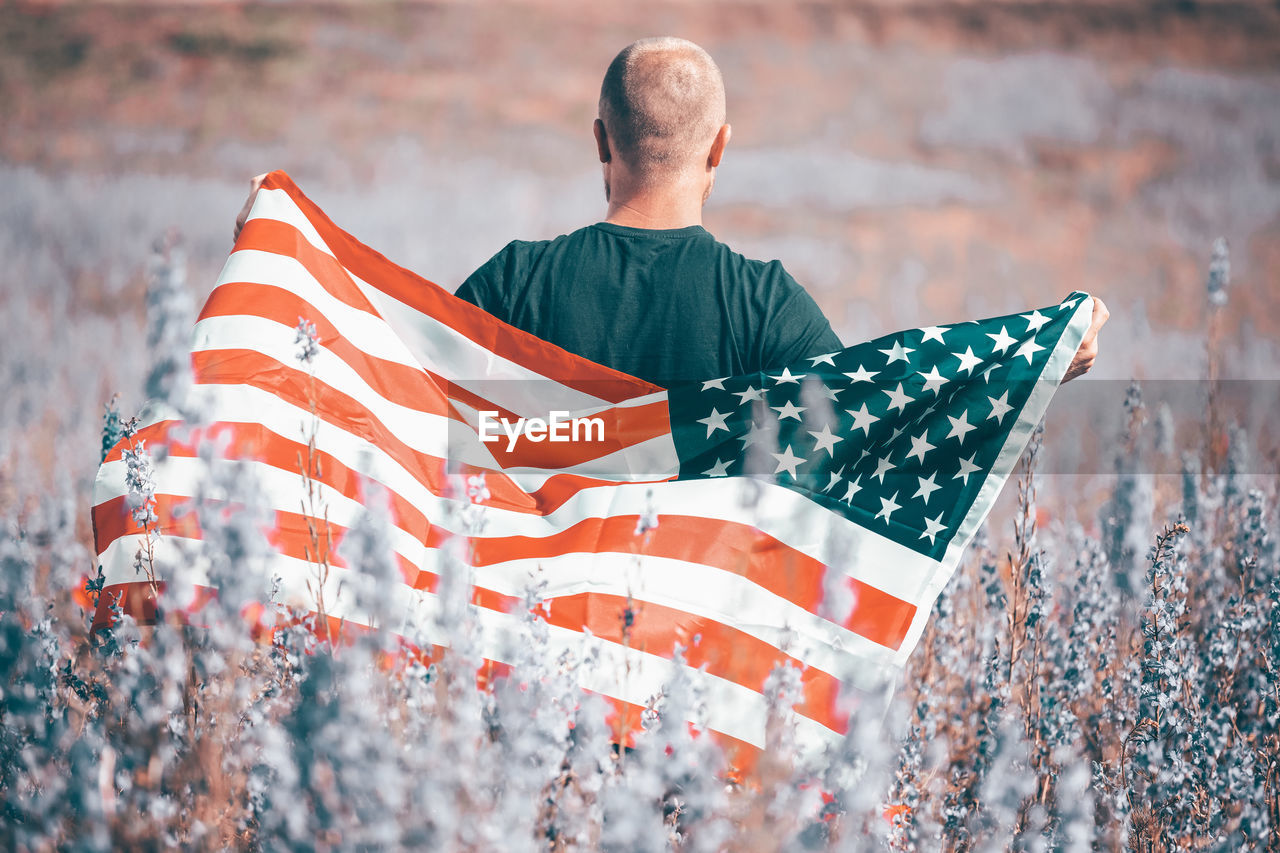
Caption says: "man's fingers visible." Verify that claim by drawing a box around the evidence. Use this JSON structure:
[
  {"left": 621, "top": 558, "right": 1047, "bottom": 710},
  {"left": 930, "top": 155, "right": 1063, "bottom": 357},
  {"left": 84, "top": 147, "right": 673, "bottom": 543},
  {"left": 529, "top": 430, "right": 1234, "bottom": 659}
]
[
  {"left": 1091, "top": 295, "right": 1110, "bottom": 323},
  {"left": 1064, "top": 347, "right": 1095, "bottom": 382},
  {"left": 1062, "top": 296, "right": 1107, "bottom": 382},
  {"left": 233, "top": 173, "right": 271, "bottom": 243},
  {"left": 1077, "top": 296, "right": 1109, "bottom": 347},
  {"left": 1088, "top": 298, "right": 1108, "bottom": 345},
  {"left": 1088, "top": 296, "right": 1109, "bottom": 335}
]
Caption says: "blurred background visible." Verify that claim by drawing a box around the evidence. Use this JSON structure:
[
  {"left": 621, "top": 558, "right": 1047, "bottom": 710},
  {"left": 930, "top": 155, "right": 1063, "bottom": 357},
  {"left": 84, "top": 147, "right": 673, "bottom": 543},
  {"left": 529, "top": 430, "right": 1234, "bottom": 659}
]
[
  {"left": 4, "top": 8, "right": 1278, "bottom": 845},
  {"left": 2, "top": 0, "right": 1278, "bottom": 511}
]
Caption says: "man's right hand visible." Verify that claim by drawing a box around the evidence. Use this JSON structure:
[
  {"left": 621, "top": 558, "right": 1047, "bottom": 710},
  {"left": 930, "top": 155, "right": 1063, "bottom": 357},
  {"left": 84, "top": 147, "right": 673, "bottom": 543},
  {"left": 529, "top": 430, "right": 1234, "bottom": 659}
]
[{"left": 233, "top": 173, "right": 270, "bottom": 243}]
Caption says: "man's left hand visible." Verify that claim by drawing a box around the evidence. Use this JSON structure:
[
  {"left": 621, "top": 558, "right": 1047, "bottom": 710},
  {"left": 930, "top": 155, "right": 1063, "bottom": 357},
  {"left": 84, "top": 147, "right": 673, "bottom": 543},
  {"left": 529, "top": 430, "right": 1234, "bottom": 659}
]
[{"left": 1063, "top": 296, "right": 1109, "bottom": 382}]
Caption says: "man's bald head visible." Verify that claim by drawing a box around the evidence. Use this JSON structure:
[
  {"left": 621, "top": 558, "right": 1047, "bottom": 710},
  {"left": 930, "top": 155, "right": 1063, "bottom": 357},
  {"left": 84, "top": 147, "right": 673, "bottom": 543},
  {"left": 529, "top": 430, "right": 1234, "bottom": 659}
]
[{"left": 598, "top": 37, "right": 727, "bottom": 182}]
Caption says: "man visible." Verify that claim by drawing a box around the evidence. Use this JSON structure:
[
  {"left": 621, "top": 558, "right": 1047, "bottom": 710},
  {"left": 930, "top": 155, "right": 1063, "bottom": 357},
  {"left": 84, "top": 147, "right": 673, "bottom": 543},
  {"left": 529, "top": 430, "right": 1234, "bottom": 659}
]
[
  {"left": 236, "top": 37, "right": 1107, "bottom": 385},
  {"left": 454, "top": 37, "right": 843, "bottom": 388}
]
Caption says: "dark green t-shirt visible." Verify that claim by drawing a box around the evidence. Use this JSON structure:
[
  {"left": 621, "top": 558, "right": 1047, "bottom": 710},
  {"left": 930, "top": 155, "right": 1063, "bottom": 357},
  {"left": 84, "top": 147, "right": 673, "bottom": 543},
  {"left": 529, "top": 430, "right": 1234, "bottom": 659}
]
[{"left": 453, "top": 222, "right": 842, "bottom": 388}]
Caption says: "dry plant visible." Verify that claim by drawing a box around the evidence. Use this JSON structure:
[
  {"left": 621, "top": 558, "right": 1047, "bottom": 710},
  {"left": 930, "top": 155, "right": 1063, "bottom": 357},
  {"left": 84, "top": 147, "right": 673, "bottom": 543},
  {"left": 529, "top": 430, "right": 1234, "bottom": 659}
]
[{"left": 294, "top": 317, "right": 338, "bottom": 649}]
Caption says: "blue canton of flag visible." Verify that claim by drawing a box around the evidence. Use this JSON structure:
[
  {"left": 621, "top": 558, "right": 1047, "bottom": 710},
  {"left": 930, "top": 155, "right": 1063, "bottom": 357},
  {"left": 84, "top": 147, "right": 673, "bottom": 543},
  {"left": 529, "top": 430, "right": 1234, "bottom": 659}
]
[{"left": 669, "top": 292, "right": 1093, "bottom": 562}]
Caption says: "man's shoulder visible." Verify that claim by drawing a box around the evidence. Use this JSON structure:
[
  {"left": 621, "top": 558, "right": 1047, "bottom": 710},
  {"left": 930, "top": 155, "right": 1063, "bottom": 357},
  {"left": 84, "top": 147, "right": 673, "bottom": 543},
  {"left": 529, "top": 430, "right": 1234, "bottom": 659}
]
[
  {"left": 520, "top": 222, "right": 612, "bottom": 248},
  {"left": 705, "top": 235, "right": 800, "bottom": 290},
  {"left": 474, "top": 225, "right": 799, "bottom": 291},
  {"left": 702, "top": 233, "right": 842, "bottom": 364},
  {"left": 486, "top": 225, "right": 601, "bottom": 263},
  {"left": 486, "top": 235, "right": 551, "bottom": 260},
  {"left": 456, "top": 227, "right": 595, "bottom": 306}
]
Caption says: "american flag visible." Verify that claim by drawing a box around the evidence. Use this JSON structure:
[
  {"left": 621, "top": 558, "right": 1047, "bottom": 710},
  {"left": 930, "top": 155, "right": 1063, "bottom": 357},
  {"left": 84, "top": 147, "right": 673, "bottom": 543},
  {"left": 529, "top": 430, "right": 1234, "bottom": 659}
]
[{"left": 92, "top": 171, "right": 1092, "bottom": 771}]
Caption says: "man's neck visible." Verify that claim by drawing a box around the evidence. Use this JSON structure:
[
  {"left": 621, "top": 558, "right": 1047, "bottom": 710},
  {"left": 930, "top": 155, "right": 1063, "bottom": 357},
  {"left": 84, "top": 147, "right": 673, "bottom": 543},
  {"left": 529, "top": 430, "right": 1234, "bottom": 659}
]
[{"left": 603, "top": 187, "right": 706, "bottom": 230}]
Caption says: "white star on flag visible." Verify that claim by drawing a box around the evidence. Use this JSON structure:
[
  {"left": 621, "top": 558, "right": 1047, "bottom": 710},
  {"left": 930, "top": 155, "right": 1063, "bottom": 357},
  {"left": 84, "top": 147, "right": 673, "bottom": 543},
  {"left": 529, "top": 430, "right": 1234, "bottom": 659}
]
[
  {"left": 841, "top": 477, "right": 863, "bottom": 504},
  {"left": 844, "top": 366, "right": 878, "bottom": 383},
  {"left": 918, "top": 365, "right": 947, "bottom": 395},
  {"left": 702, "top": 458, "right": 731, "bottom": 477},
  {"left": 880, "top": 341, "right": 915, "bottom": 365},
  {"left": 987, "top": 326, "right": 1017, "bottom": 354},
  {"left": 772, "top": 367, "right": 803, "bottom": 385},
  {"left": 906, "top": 431, "right": 935, "bottom": 464},
  {"left": 919, "top": 325, "right": 949, "bottom": 343},
  {"left": 875, "top": 491, "right": 902, "bottom": 524},
  {"left": 871, "top": 454, "right": 895, "bottom": 484},
  {"left": 697, "top": 407, "right": 730, "bottom": 437},
  {"left": 986, "top": 391, "right": 1014, "bottom": 424},
  {"left": 953, "top": 346, "right": 982, "bottom": 375},
  {"left": 883, "top": 382, "right": 913, "bottom": 413},
  {"left": 772, "top": 400, "right": 806, "bottom": 421},
  {"left": 701, "top": 377, "right": 727, "bottom": 391},
  {"left": 846, "top": 403, "right": 879, "bottom": 435},
  {"left": 921, "top": 513, "right": 947, "bottom": 544},
  {"left": 771, "top": 445, "right": 805, "bottom": 477},
  {"left": 740, "top": 422, "right": 770, "bottom": 448},
  {"left": 808, "top": 425, "right": 843, "bottom": 457},
  {"left": 954, "top": 452, "right": 982, "bottom": 484},
  {"left": 946, "top": 411, "right": 977, "bottom": 443},
  {"left": 907, "top": 399, "right": 943, "bottom": 433},
  {"left": 1021, "top": 309, "right": 1050, "bottom": 333},
  {"left": 808, "top": 352, "right": 838, "bottom": 367},
  {"left": 824, "top": 464, "right": 846, "bottom": 492},
  {"left": 914, "top": 473, "right": 942, "bottom": 504},
  {"left": 733, "top": 385, "right": 764, "bottom": 405},
  {"left": 1014, "top": 338, "right": 1045, "bottom": 364}
]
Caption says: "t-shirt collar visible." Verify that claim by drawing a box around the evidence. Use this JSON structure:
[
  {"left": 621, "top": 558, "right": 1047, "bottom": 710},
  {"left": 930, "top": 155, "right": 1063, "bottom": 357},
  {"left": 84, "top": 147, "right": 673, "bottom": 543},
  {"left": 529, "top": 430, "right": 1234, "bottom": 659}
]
[{"left": 591, "top": 221, "right": 710, "bottom": 240}]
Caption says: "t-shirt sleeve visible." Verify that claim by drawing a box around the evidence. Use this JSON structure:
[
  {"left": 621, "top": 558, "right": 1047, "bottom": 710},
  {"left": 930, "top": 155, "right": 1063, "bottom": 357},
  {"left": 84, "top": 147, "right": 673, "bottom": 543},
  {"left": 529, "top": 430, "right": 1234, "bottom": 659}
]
[
  {"left": 759, "top": 265, "right": 843, "bottom": 370},
  {"left": 454, "top": 242, "right": 520, "bottom": 321},
  {"left": 451, "top": 276, "right": 482, "bottom": 307}
]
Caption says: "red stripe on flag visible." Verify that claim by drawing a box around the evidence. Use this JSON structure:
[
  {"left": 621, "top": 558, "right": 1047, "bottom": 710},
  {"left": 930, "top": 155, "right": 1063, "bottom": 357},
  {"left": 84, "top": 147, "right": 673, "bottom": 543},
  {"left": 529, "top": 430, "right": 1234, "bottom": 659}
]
[
  {"left": 539, "top": 591, "right": 848, "bottom": 733},
  {"left": 473, "top": 515, "right": 916, "bottom": 651}
]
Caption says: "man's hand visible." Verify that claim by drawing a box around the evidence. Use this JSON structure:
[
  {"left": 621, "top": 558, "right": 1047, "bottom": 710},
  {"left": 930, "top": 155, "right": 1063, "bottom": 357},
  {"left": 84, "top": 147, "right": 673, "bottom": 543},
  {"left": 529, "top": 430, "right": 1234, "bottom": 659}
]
[
  {"left": 1062, "top": 296, "right": 1109, "bottom": 382},
  {"left": 233, "top": 173, "right": 270, "bottom": 243}
]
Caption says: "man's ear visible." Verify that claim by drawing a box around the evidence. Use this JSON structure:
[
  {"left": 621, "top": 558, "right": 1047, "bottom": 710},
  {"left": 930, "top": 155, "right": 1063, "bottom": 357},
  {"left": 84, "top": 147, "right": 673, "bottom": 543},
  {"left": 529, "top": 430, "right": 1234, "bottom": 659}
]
[
  {"left": 708, "top": 123, "right": 731, "bottom": 168},
  {"left": 594, "top": 119, "right": 611, "bottom": 164}
]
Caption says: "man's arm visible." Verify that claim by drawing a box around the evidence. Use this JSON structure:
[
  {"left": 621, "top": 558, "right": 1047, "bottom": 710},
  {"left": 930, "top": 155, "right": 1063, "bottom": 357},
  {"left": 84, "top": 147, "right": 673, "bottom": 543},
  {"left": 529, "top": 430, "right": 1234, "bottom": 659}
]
[
  {"left": 454, "top": 242, "right": 522, "bottom": 322},
  {"left": 757, "top": 267, "right": 844, "bottom": 372},
  {"left": 452, "top": 277, "right": 482, "bottom": 307}
]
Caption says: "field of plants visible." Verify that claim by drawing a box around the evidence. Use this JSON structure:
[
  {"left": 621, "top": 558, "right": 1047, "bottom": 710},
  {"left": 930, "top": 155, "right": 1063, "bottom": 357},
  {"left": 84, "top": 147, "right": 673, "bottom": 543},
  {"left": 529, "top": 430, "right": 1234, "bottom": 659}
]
[
  {"left": 1, "top": 225, "right": 1276, "bottom": 851},
  {"left": 3, "top": 2, "right": 1278, "bottom": 850}
]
